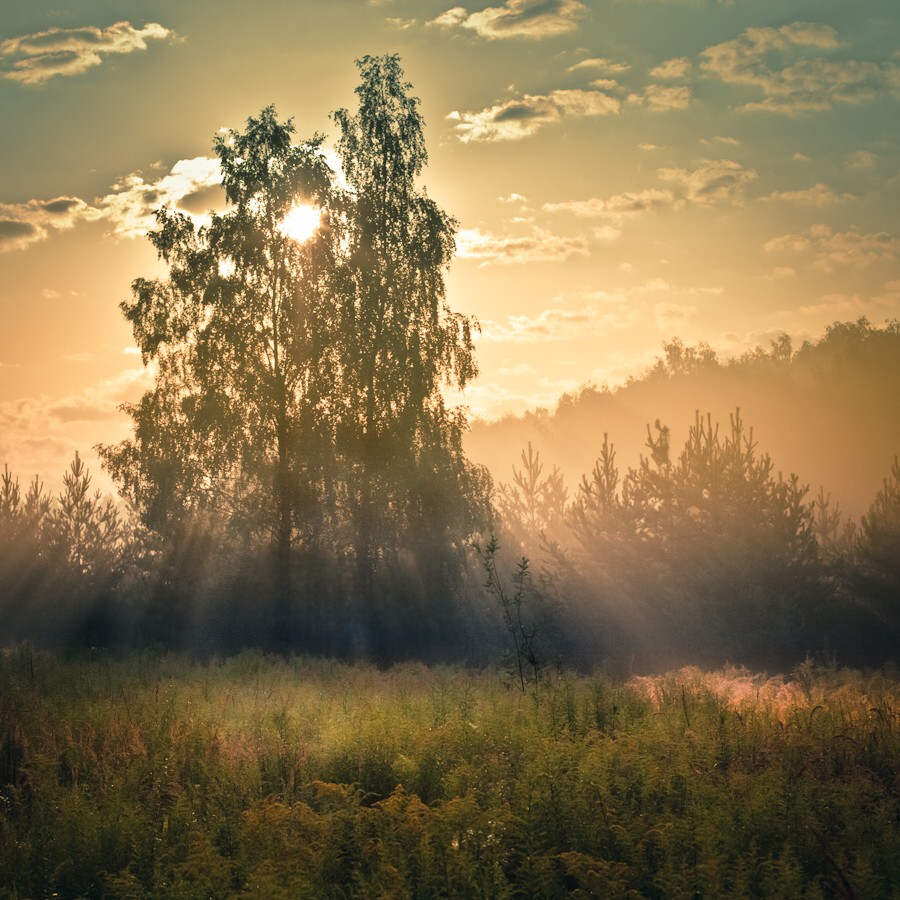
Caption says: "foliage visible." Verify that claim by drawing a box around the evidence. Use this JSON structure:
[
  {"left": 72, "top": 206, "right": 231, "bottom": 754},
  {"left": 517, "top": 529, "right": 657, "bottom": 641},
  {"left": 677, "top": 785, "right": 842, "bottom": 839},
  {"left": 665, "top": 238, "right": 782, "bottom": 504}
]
[
  {"left": 98, "top": 107, "right": 339, "bottom": 646},
  {"left": 557, "top": 410, "right": 827, "bottom": 668},
  {"left": 331, "top": 54, "right": 490, "bottom": 653},
  {"left": 0, "top": 455, "right": 138, "bottom": 647},
  {"left": 494, "top": 441, "right": 568, "bottom": 564},
  {"left": 849, "top": 456, "right": 900, "bottom": 639},
  {"left": 98, "top": 56, "right": 490, "bottom": 655},
  {"left": 0, "top": 652, "right": 898, "bottom": 897},
  {"left": 473, "top": 536, "right": 545, "bottom": 694}
]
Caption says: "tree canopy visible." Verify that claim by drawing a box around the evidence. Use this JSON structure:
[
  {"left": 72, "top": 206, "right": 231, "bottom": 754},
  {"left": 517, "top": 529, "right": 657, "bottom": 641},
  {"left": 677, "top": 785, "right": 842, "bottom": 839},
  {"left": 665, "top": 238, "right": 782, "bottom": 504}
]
[{"left": 100, "top": 55, "right": 490, "bottom": 654}]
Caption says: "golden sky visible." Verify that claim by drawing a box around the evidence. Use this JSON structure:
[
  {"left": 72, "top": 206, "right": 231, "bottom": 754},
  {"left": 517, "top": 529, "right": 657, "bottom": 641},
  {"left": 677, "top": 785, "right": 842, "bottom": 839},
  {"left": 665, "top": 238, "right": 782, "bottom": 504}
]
[{"left": 1, "top": 0, "right": 899, "bottom": 489}]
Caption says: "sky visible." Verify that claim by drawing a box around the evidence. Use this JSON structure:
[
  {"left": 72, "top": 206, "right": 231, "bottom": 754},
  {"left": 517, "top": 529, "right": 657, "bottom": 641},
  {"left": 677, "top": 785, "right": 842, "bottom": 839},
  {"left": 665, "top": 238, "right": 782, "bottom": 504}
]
[{"left": 1, "top": 0, "right": 899, "bottom": 492}]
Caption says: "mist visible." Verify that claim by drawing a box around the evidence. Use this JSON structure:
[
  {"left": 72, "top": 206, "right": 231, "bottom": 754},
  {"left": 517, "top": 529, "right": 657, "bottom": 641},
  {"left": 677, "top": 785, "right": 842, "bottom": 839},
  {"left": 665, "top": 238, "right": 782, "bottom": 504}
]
[{"left": 468, "top": 319, "right": 900, "bottom": 522}]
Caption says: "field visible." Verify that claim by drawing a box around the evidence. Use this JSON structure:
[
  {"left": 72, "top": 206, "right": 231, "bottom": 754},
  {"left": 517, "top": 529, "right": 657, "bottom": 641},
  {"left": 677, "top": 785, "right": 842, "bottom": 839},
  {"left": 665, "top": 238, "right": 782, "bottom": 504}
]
[{"left": 1, "top": 650, "right": 898, "bottom": 898}]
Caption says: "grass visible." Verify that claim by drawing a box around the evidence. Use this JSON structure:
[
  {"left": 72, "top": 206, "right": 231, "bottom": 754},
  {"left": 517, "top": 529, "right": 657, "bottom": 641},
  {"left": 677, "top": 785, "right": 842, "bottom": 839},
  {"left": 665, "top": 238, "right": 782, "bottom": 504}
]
[{"left": 0, "top": 649, "right": 898, "bottom": 898}]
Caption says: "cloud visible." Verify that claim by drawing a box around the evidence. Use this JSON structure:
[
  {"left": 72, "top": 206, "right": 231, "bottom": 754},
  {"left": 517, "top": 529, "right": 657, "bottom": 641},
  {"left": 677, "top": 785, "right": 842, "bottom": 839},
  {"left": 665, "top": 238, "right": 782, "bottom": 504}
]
[
  {"left": 638, "top": 278, "right": 671, "bottom": 293},
  {"left": 700, "top": 135, "right": 741, "bottom": 146},
  {"left": 496, "top": 362, "right": 535, "bottom": 377},
  {"left": 764, "top": 223, "right": 900, "bottom": 271},
  {"left": 846, "top": 150, "right": 877, "bottom": 170},
  {"left": 588, "top": 78, "right": 620, "bottom": 91},
  {"left": 99, "top": 156, "right": 224, "bottom": 238},
  {"left": 762, "top": 183, "right": 855, "bottom": 206},
  {"left": 456, "top": 226, "right": 589, "bottom": 265},
  {"left": 0, "top": 196, "right": 102, "bottom": 252},
  {"left": 545, "top": 159, "right": 757, "bottom": 231},
  {"left": 655, "top": 302, "right": 698, "bottom": 331},
  {"left": 658, "top": 158, "right": 758, "bottom": 205},
  {"left": 650, "top": 57, "right": 691, "bottom": 79},
  {"left": 700, "top": 22, "right": 899, "bottom": 114},
  {"left": 0, "top": 365, "right": 153, "bottom": 494},
  {"left": 448, "top": 380, "right": 568, "bottom": 420},
  {"left": 0, "top": 156, "right": 224, "bottom": 253},
  {"left": 642, "top": 84, "right": 692, "bottom": 111},
  {"left": 567, "top": 57, "right": 630, "bottom": 74},
  {"left": 430, "top": 0, "right": 586, "bottom": 39},
  {"left": 544, "top": 188, "right": 674, "bottom": 219},
  {"left": 0, "top": 21, "right": 176, "bottom": 86},
  {"left": 449, "top": 88, "right": 619, "bottom": 142},
  {"left": 480, "top": 302, "right": 635, "bottom": 342}
]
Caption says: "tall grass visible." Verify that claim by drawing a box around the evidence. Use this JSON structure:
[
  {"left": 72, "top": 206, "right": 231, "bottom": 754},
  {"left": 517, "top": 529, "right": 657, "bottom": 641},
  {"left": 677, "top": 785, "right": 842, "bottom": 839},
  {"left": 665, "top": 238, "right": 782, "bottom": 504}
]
[{"left": 0, "top": 649, "right": 897, "bottom": 897}]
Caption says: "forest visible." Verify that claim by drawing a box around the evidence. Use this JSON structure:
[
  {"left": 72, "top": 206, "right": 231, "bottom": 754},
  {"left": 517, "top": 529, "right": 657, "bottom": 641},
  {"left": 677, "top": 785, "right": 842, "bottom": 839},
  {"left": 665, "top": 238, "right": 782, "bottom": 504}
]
[{"left": 1, "top": 53, "right": 900, "bottom": 898}]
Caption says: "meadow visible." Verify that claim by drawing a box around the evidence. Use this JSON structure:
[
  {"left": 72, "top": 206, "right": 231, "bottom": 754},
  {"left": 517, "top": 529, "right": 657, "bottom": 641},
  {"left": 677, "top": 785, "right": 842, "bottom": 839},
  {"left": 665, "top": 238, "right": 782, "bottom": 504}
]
[{"left": 1, "top": 649, "right": 898, "bottom": 898}]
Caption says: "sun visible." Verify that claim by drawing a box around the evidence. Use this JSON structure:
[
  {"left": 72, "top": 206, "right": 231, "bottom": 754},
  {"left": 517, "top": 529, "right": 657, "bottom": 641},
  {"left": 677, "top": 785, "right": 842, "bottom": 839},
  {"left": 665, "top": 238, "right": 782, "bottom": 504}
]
[{"left": 279, "top": 202, "right": 321, "bottom": 243}]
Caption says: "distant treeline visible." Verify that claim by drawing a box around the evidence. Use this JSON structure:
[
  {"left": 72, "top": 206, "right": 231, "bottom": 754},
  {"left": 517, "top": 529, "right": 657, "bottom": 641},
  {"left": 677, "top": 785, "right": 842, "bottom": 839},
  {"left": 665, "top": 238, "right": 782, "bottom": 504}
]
[{"left": 469, "top": 316, "right": 900, "bottom": 522}]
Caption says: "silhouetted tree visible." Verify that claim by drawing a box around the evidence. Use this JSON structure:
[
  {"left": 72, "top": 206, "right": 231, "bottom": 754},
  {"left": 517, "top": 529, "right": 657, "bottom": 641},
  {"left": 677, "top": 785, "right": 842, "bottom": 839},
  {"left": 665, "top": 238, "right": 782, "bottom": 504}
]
[
  {"left": 852, "top": 456, "right": 900, "bottom": 636},
  {"left": 99, "top": 57, "right": 489, "bottom": 656},
  {"left": 559, "top": 411, "right": 827, "bottom": 668},
  {"left": 332, "top": 54, "right": 489, "bottom": 653},
  {"left": 495, "top": 442, "right": 568, "bottom": 560},
  {"left": 99, "top": 108, "right": 340, "bottom": 643},
  {"left": 0, "top": 456, "right": 138, "bottom": 646}
]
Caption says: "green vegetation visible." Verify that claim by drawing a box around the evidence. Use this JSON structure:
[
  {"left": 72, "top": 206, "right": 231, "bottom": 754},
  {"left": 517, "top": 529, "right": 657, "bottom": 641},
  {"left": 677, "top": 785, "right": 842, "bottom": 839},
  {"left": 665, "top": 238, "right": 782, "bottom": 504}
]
[
  {"left": 98, "top": 55, "right": 488, "bottom": 658},
  {"left": 0, "top": 651, "right": 898, "bottom": 897}
]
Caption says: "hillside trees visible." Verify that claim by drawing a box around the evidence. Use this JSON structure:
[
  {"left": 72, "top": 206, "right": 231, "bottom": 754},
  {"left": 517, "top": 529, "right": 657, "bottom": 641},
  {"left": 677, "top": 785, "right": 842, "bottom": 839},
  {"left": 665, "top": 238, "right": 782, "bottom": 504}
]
[{"left": 99, "top": 56, "right": 488, "bottom": 654}]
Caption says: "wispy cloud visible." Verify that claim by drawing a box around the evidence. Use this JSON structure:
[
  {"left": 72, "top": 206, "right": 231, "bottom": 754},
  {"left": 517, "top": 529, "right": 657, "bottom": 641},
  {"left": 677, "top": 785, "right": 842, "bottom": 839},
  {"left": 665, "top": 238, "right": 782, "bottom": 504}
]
[
  {"left": 764, "top": 223, "right": 900, "bottom": 271},
  {"left": 544, "top": 188, "right": 675, "bottom": 219},
  {"left": 456, "top": 226, "right": 589, "bottom": 265},
  {"left": 762, "top": 183, "right": 856, "bottom": 206},
  {"left": 700, "top": 22, "right": 900, "bottom": 114},
  {"left": 0, "top": 196, "right": 102, "bottom": 252},
  {"left": 700, "top": 135, "right": 741, "bottom": 147},
  {"left": 654, "top": 302, "right": 698, "bottom": 331},
  {"left": 46, "top": 366, "right": 152, "bottom": 423},
  {"left": 846, "top": 150, "right": 877, "bottom": 170},
  {"left": 430, "top": 0, "right": 586, "bottom": 40},
  {"left": 650, "top": 57, "right": 691, "bottom": 80},
  {"left": 480, "top": 302, "right": 635, "bottom": 342},
  {"left": 449, "top": 88, "right": 619, "bottom": 142},
  {"left": 546, "top": 158, "right": 756, "bottom": 222},
  {"left": 658, "top": 158, "right": 758, "bottom": 206},
  {"left": 567, "top": 56, "right": 630, "bottom": 74},
  {"left": 640, "top": 84, "right": 692, "bottom": 111},
  {"left": 0, "top": 365, "right": 152, "bottom": 493},
  {"left": 0, "top": 21, "right": 176, "bottom": 86}
]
